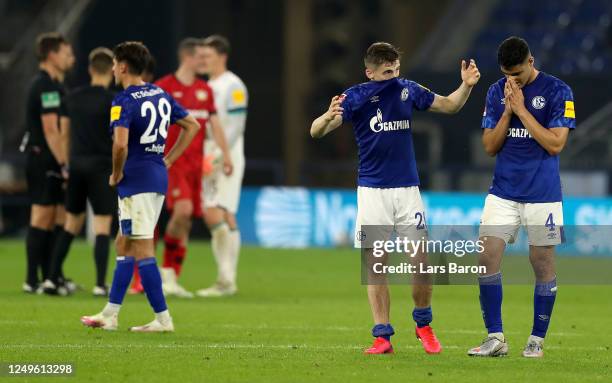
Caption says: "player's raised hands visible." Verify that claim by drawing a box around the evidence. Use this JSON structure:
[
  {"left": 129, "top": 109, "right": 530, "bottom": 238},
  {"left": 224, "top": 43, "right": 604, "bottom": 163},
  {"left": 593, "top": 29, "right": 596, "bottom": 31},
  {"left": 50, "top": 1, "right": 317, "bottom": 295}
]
[
  {"left": 461, "top": 59, "right": 481, "bottom": 87},
  {"left": 324, "top": 95, "right": 344, "bottom": 122},
  {"left": 503, "top": 81, "right": 513, "bottom": 115},
  {"left": 507, "top": 79, "right": 525, "bottom": 114}
]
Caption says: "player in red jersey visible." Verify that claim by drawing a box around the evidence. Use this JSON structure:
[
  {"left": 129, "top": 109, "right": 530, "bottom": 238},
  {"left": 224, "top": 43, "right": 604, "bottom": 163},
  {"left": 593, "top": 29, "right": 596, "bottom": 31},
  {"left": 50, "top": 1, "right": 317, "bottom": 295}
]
[{"left": 154, "top": 38, "right": 232, "bottom": 297}]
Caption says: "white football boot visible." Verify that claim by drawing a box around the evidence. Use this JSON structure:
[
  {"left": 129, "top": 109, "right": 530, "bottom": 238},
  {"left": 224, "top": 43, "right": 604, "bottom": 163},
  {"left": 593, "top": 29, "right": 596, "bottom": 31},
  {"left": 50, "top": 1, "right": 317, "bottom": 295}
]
[
  {"left": 80, "top": 312, "right": 118, "bottom": 331},
  {"left": 160, "top": 267, "right": 193, "bottom": 298},
  {"left": 195, "top": 282, "right": 237, "bottom": 298},
  {"left": 129, "top": 317, "right": 174, "bottom": 333},
  {"left": 468, "top": 333, "right": 508, "bottom": 357},
  {"left": 522, "top": 336, "right": 544, "bottom": 358}
]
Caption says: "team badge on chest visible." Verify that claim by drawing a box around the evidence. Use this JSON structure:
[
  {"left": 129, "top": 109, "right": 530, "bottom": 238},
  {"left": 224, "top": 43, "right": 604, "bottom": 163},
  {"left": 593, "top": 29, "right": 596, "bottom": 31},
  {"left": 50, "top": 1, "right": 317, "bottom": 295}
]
[
  {"left": 196, "top": 90, "right": 207, "bottom": 101},
  {"left": 401, "top": 87, "right": 409, "bottom": 101},
  {"left": 532, "top": 96, "right": 546, "bottom": 109}
]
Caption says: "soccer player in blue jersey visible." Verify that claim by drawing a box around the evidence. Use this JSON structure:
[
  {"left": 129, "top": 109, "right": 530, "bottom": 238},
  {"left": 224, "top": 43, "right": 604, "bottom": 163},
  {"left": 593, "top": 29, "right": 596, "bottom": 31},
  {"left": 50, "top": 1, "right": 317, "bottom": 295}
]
[
  {"left": 81, "top": 42, "right": 200, "bottom": 332},
  {"left": 468, "top": 36, "right": 576, "bottom": 357},
  {"left": 311, "top": 42, "right": 481, "bottom": 354}
]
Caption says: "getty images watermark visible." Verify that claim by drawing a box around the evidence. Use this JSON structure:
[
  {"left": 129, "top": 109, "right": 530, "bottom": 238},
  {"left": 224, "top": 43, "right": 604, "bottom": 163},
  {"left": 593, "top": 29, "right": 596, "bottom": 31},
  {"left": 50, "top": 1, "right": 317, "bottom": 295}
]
[{"left": 369, "top": 236, "right": 486, "bottom": 275}]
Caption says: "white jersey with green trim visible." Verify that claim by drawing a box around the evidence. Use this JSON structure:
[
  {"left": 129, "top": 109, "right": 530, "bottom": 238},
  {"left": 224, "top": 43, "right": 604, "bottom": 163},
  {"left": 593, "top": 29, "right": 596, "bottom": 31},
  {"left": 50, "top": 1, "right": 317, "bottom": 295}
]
[{"left": 206, "top": 71, "right": 248, "bottom": 160}]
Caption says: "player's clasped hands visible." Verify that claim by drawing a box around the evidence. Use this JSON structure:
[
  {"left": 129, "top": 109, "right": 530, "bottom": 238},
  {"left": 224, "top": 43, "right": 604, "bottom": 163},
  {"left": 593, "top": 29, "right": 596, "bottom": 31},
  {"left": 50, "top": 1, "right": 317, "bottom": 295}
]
[
  {"left": 325, "top": 95, "right": 344, "bottom": 122},
  {"left": 506, "top": 79, "right": 525, "bottom": 114},
  {"left": 461, "top": 59, "right": 481, "bottom": 87}
]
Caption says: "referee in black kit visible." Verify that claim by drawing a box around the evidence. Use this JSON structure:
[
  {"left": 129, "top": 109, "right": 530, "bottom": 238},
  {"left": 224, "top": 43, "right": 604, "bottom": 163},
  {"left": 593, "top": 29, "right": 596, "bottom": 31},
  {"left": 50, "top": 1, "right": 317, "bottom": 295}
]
[
  {"left": 23, "top": 33, "right": 74, "bottom": 293},
  {"left": 42, "top": 47, "right": 116, "bottom": 296}
]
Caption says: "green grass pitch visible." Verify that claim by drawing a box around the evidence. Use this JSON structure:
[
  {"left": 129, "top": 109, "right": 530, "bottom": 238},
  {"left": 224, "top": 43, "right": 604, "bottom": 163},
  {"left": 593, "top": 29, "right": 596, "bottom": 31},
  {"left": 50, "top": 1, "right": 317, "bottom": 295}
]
[{"left": 0, "top": 240, "right": 610, "bottom": 382}]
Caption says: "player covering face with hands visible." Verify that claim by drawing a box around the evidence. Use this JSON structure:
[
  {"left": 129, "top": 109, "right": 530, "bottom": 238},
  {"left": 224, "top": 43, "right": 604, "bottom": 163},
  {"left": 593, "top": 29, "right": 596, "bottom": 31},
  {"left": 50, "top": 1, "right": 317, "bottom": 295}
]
[
  {"left": 470, "top": 36, "right": 575, "bottom": 358},
  {"left": 311, "top": 42, "right": 480, "bottom": 355}
]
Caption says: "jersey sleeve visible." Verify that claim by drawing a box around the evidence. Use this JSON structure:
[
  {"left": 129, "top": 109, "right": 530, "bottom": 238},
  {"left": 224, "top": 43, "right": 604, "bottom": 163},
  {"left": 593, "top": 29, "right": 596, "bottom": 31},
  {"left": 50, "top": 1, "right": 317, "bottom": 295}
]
[
  {"left": 340, "top": 90, "right": 354, "bottom": 122},
  {"left": 39, "top": 80, "right": 63, "bottom": 116},
  {"left": 547, "top": 83, "right": 576, "bottom": 129},
  {"left": 482, "top": 84, "right": 501, "bottom": 129},
  {"left": 109, "top": 94, "right": 132, "bottom": 130},
  {"left": 408, "top": 81, "right": 435, "bottom": 111},
  {"left": 169, "top": 95, "right": 189, "bottom": 124},
  {"left": 226, "top": 82, "right": 248, "bottom": 114}
]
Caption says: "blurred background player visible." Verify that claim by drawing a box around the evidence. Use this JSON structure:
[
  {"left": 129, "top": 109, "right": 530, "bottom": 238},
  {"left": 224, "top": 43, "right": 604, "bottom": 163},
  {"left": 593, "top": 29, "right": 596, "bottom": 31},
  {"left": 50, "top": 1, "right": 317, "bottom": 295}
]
[
  {"left": 42, "top": 47, "right": 116, "bottom": 297},
  {"left": 154, "top": 37, "right": 233, "bottom": 298},
  {"left": 469, "top": 36, "right": 575, "bottom": 358},
  {"left": 22, "top": 32, "right": 74, "bottom": 293},
  {"left": 196, "top": 35, "right": 248, "bottom": 298},
  {"left": 81, "top": 41, "right": 200, "bottom": 332},
  {"left": 310, "top": 42, "right": 480, "bottom": 355}
]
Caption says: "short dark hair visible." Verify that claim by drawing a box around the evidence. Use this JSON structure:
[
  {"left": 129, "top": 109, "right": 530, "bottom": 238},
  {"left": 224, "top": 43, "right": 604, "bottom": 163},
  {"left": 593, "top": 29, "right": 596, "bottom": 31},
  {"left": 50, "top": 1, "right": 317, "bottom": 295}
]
[
  {"left": 202, "top": 35, "right": 230, "bottom": 55},
  {"left": 364, "top": 42, "right": 401, "bottom": 68},
  {"left": 497, "top": 36, "right": 531, "bottom": 68},
  {"left": 35, "top": 32, "right": 68, "bottom": 62},
  {"left": 88, "top": 47, "right": 113, "bottom": 74},
  {"left": 177, "top": 37, "right": 205, "bottom": 57},
  {"left": 113, "top": 41, "right": 151, "bottom": 75}
]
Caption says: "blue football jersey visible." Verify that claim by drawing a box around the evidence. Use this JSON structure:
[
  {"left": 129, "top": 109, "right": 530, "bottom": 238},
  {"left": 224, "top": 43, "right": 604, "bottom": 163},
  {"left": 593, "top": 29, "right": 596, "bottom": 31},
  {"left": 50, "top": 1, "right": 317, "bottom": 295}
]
[
  {"left": 341, "top": 77, "right": 435, "bottom": 188},
  {"left": 482, "top": 72, "right": 576, "bottom": 203},
  {"left": 109, "top": 83, "right": 189, "bottom": 198}
]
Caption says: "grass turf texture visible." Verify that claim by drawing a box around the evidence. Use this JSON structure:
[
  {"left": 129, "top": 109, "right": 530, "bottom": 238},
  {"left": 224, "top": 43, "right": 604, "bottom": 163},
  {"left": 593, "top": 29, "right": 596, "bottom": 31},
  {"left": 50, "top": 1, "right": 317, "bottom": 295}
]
[{"left": 0, "top": 240, "right": 611, "bottom": 382}]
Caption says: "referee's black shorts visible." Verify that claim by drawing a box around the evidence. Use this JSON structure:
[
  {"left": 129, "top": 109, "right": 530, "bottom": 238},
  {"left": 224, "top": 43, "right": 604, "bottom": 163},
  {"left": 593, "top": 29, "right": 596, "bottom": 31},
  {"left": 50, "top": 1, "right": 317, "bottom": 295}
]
[
  {"left": 65, "top": 167, "right": 116, "bottom": 215},
  {"left": 26, "top": 149, "right": 64, "bottom": 206}
]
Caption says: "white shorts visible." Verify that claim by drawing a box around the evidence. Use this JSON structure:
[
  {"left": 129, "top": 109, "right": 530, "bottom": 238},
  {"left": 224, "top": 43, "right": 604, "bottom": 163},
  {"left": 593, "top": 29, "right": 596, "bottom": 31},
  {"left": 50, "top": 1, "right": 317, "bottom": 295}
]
[
  {"left": 354, "top": 186, "right": 427, "bottom": 248},
  {"left": 117, "top": 192, "right": 165, "bottom": 239},
  {"left": 202, "top": 152, "right": 245, "bottom": 214},
  {"left": 479, "top": 194, "right": 564, "bottom": 246}
]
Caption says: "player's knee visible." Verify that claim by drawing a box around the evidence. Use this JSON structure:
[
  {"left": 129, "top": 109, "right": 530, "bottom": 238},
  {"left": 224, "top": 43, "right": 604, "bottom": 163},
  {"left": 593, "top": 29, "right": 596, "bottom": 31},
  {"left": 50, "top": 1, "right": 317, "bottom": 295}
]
[
  {"left": 64, "top": 213, "right": 85, "bottom": 235},
  {"left": 173, "top": 201, "right": 193, "bottom": 221},
  {"left": 93, "top": 215, "right": 112, "bottom": 235},
  {"left": 204, "top": 207, "right": 224, "bottom": 227},
  {"left": 30, "top": 205, "right": 55, "bottom": 229}
]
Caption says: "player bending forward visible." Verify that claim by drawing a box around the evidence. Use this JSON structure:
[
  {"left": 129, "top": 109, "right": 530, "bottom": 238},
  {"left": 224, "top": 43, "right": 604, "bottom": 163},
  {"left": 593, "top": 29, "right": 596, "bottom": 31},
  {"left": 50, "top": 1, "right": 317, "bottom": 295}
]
[
  {"left": 468, "top": 36, "right": 575, "bottom": 358},
  {"left": 81, "top": 41, "right": 199, "bottom": 332},
  {"left": 311, "top": 42, "right": 480, "bottom": 354}
]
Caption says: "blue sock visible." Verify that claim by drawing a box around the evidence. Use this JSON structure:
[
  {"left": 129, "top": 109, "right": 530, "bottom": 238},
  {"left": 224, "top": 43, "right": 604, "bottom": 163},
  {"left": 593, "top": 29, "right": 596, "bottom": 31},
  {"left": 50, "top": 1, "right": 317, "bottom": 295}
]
[
  {"left": 412, "top": 307, "right": 433, "bottom": 328},
  {"left": 138, "top": 257, "right": 168, "bottom": 313},
  {"left": 108, "top": 256, "right": 135, "bottom": 305},
  {"left": 532, "top": 278, "right": 557, "bottom": 338},
  {"left": 479, "top": 272, "right": 503, "bottom": 334},
  {"left": 372, "top": 323, "right": 394, "bottom": 341}
]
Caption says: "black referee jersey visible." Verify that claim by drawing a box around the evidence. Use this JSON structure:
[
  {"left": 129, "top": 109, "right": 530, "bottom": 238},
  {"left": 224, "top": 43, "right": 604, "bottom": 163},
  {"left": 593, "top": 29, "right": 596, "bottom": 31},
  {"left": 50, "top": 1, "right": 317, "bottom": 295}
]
[
  {"left": 63, "top": 85, "right": 116, "bottom": 215},
  {"left": 24, "top": 69, "right": 68, "bottom": 205}
]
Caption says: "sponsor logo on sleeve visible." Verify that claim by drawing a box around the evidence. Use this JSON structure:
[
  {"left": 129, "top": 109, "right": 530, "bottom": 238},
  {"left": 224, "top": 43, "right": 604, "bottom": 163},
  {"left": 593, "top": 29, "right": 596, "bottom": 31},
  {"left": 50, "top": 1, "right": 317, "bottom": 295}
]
[
  {"left": 564, "top": 100, "right": 575, "bottom": 118},
  {"left": 41, "top": 91, "right": 60, "bottom": 109},
  {"left": 110, "top": 106, "right": 122, "bottom": 122},
  {"left": 231, "top": 89, "right": 245, "bottom": 104}
]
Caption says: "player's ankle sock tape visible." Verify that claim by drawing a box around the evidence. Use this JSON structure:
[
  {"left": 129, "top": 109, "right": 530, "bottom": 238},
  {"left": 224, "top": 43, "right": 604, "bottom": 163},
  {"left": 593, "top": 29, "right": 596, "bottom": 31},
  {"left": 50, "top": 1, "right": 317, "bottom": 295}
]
[
  {"left": 25, "top": 227, "right": 51, "bottom": 285},
  {"left": 163, "top": 235, "right": 181, "bottom": 268},
  {"left": 479, "top": 273, "right": 503, "bottom": 334},
  {"left": 532, "top": 278, "right": 557, "bottom": 338},
  {"left": 138, "top": 258, "right": 168, "bottom": 313},
  {"left": 94, "top": 235, "right": 110, "bottom": 287},
  {"left": 49, "top": 230, "right": 74, "bottom": 282},
  {"left": 412, "top": 307, "right": 433, "bottom": 328},
  {"left": 108, "top": 256, "right": 135, "bottom": 305},
  {"left": 372, "top": 324, "right": 395, "bottom": 340}
]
